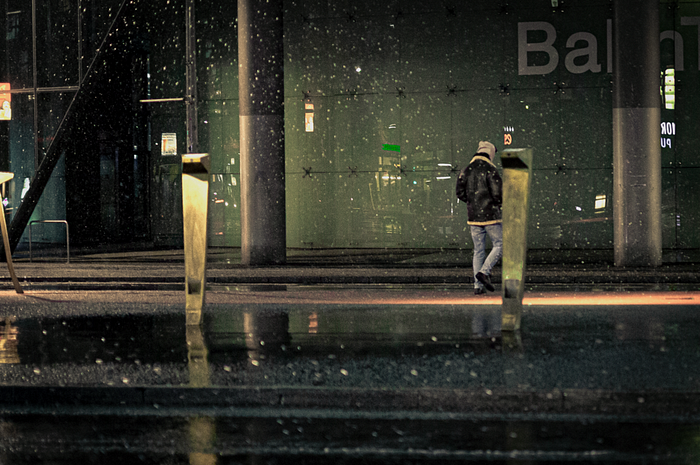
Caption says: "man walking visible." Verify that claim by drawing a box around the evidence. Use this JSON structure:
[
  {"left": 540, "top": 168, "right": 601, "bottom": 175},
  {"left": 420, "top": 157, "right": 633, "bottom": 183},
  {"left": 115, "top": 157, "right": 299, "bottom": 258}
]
[{"left": 456, "top": 141, "right": 503, "bottom": 294}]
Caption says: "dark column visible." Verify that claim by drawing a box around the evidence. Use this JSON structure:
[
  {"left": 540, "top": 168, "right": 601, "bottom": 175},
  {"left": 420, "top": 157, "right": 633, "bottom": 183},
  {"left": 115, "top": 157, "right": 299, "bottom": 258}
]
[
  {"left": 185, "top": 0, "right": 198, "bottom": 153},
  {"left": 613, "top": 0, "right": 662, "bottom": 267},
  {"left": 238, "top": 0, "right": 286, "bottom": 265}
]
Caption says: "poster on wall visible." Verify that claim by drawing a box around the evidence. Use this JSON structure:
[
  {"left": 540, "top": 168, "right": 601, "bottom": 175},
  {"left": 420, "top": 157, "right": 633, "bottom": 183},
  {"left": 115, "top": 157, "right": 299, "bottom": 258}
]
[
  {"left": 161, "top": 133, "right": 177, "bottom": 156},
  {"left": 0, "top": 83, "right": 11, "bottom": 120}
]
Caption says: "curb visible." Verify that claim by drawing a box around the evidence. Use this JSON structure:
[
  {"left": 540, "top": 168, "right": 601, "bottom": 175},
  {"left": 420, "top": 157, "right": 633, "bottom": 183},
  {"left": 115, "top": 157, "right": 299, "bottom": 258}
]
[{"left": 1, "top": 386, "right": 698, "bottom": 417}]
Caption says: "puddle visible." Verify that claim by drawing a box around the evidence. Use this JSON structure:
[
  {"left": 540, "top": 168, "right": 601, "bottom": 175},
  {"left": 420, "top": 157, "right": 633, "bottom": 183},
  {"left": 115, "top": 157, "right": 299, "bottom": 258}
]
[{"left": 0, "top": 303, "right": 698, "bottom": 393}]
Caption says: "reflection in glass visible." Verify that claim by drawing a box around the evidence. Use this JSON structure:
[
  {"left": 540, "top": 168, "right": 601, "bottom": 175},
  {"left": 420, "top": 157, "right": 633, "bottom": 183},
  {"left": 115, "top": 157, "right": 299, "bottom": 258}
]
[{"left": 244, "top": 309, "right": 291, "bottom": 365}]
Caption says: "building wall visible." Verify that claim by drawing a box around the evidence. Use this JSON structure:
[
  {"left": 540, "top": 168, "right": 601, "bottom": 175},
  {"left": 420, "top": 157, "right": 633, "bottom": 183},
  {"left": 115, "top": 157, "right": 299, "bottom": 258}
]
[
  {"left": 197, "top": 0, "right": 699, "bottom": 251},
  {"left": 4, "top": 0, "right": 699, "bottom": 252}
]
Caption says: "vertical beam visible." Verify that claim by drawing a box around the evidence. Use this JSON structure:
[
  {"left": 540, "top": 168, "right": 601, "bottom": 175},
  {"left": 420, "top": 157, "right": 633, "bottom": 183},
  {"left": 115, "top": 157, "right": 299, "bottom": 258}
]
[
  {"left": 613, "top": 0, "right": 662, "bottom": 267},
  {"left": 238, "top": 0, "right": 286, "bottom": 265},
  {"left": 185, "top": 0, "right": 198, "bottom": 153},
  {"left": 32, "top": 0, "right": 39, "bottom": 169}
]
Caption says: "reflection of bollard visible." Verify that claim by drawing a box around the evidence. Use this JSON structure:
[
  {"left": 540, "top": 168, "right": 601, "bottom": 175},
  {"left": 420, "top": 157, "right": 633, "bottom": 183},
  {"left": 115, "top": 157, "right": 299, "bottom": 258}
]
[
  {"left": 182, "top": 154, "right": 210, "bottom": 326},
  {"left": 186, "top": 325, "right": 210, "bottom": 387},
  {"left": 185, "top": 324, "right": 217, "bottom": 464},
  {"left": 500, "top": 148, "right": 533, "bottom": 332}
]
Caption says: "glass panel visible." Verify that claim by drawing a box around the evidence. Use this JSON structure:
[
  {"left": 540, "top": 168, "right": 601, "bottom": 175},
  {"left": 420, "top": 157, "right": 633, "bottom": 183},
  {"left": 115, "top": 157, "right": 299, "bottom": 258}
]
[
  {"left": 5, "top": 7, "right": 33, "bottom": 89},
  {"left": 197, "top": 0, "right": 237, "bottom": 101},
  {"left": 677, "top": 168, "right": 700, "bottom": 248},
  {"left": 325, "top": 14, "right": 400, "bottom": 95},
  {"left": 36, "top": 0, "right": 80, "bottom": 88},
  {"left": 452, "top": 91, "right": 503, "bottom": 165},
  {"left": 661, "top": 168, "right": 677, "bottom": 249},
  {"left": 528, "top": 170, "right": 563, "bottom": 249},
  {"left": 560, "top": 87, "right": 612, "bottom": 170},
  {"left": 558, "top": 169, "right": 613, "bottom": 249},
  {"left": 208, "top": 173, "right": 240, "bottom": 248},
  {"left": 504, "top": 89, "right": 561, "bottom": 170}
]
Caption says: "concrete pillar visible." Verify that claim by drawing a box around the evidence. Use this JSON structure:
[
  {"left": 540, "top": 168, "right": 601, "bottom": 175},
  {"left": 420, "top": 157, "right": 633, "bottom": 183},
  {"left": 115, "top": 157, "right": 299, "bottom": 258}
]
[
  {"left": 238, "top": 0, "right": 286, "bottom": 265},
  {"left": 613, "top": 0, "right": 662, "bottom": 267}
]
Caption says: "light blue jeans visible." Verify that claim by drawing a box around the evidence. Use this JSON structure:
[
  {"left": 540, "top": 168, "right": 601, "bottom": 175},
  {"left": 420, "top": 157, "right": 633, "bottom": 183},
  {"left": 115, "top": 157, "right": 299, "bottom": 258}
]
[{"left": 470, "top": 223, "right": 503, "bottom": 290}]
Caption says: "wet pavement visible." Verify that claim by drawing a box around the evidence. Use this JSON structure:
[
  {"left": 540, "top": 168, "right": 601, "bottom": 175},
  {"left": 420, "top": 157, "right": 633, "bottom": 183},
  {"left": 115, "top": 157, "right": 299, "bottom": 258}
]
[
  {"left": 2, "top": 411, "right": 700, "bottom": 464},
  {"left": 0, "top": 249, "right": 699, "bottom": 463},
  {"left": 4, "top": 247, "right": 700, "bottom": 290}
]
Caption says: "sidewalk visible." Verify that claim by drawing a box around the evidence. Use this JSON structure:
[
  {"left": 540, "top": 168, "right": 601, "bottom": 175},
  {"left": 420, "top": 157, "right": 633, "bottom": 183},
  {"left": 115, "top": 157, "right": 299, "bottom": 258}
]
[
  {"left": 3, "top": 247, "right": 699, "bottom": 290},
  {"left": 0, "top": 247, "right": 699, "bottom": 418},
  {"left": 0, "top": 286, "right": 699, "bottom": 417}
]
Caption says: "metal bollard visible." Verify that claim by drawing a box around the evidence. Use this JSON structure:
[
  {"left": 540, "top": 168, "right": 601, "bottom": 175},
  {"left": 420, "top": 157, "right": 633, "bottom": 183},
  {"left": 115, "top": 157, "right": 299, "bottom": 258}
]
[
  {"left": 182, "top": 154, "right": 210, "bottom": 326},
  {"left": 0, "top": 172, "right": 22, "bottom": 294},
  {"left": 500, "top": 148, "right": 533, "bottom": 332}
]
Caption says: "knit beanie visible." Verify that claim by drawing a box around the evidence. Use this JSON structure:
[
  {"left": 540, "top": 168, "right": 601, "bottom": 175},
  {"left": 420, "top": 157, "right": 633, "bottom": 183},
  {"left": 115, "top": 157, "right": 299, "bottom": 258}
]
[{"left": 476, "top": 141, "right": 496, "bottom": 159}]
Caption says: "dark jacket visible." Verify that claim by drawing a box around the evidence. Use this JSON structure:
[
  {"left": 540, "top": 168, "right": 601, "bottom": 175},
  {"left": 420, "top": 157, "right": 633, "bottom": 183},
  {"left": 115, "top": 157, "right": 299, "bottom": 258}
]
[{"left": 455, "top": 153, "right": 503, "bottom": 225}]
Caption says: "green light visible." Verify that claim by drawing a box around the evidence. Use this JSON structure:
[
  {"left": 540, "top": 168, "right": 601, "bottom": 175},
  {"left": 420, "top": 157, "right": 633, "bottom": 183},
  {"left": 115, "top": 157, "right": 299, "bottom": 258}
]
[{"left": 382, "top": 144, "right": 401, "bottom": 152}]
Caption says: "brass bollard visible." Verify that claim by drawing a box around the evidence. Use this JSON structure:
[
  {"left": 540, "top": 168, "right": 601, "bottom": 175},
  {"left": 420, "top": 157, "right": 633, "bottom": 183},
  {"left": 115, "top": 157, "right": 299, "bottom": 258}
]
[
  {"left": 500, "top": 148, "right": 533, "bottom": 332},
  {"left": 0, "top": 172, "right": 23, "bottom": 294},
  {"left": 182, "top": 154, "right": 210, "bottom": 325}
]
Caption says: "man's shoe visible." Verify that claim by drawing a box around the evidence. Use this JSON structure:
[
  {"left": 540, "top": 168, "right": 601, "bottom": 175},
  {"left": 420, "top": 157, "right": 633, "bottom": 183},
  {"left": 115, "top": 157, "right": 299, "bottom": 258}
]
[
  {"left": 476, "top": 272, "right": 495, "bottom": 292},
  {"left": 474, "top": 288, "right": 486, "bottom": 295}
]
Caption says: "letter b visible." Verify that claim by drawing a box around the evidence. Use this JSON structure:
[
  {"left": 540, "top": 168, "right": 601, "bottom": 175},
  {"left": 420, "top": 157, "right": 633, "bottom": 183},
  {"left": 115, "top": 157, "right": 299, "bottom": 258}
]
[{"left": 518, "top": 22, "right": 559, "bottom": 75}]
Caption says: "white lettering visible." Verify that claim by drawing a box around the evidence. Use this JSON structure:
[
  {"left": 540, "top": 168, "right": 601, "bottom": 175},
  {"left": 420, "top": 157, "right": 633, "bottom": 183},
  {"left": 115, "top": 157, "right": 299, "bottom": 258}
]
[
  {"left": 518, "top": 22, "right": 559, "bottom": 75},
  {"left": 661, "top": 138, "right": 672, "bottom": 148},
  {"left": 661, "top": 122, "right": 676, "bottom": 136},
  {"left": 517, "top": 19, "right": 695, "bottom": 75},
  {"left": 565, "top": 32, "right": 601, "bottom": 74},
  {"left": 680, "top": 17, "right": 700, "bottom": 70}
]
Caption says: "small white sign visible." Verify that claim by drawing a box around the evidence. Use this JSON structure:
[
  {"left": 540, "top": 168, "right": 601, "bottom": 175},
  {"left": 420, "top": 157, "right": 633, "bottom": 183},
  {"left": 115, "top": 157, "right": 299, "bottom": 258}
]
[{"left": 161, "top": 133, "right": 177, "bottom": 156}]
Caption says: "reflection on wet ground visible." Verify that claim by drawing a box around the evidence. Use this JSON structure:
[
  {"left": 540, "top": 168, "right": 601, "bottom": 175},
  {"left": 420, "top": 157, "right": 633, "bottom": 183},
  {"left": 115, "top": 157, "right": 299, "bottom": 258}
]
[
  {"left": 0, "top": 296, "right": 699, "bottom": 463},
  {"left": 0, "top": 412, "right": 699, "bottom": 464},
  {"left": 0, "top": 303, "right": 698, "bottom": 393}
]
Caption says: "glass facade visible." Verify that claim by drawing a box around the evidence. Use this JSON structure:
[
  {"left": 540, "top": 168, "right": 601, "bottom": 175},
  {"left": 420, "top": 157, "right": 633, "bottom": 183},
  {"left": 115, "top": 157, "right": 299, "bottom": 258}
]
[{"left": 1, "top": 0, "right": 698, "bottom": 253}]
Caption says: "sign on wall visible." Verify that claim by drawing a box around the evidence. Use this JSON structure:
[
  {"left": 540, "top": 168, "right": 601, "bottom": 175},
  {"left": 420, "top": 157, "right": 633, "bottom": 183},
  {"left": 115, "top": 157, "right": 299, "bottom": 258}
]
[
  {"left": 161, "top": 133, "right": 177, "bottom": 156},
  {"left": 0, "top": 84, "right": 11, "bottom": 121}
]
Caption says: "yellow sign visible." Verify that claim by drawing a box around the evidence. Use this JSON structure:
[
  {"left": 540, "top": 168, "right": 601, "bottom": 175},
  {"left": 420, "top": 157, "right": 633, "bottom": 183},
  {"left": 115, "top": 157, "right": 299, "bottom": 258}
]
[
  {"left": 304, "top": 103, "right": 314, "bottom": 132},
  {"left": 162, "top": 132, "right": 177, "bottom": 155},
  {"left": 0, "top": 83, "right": 10, "bottom": 121}
]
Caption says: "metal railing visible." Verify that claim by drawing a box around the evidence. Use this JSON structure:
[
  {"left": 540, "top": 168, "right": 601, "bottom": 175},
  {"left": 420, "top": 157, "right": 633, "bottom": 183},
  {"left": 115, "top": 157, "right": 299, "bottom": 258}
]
[{"left": 28, "top": 220, "right": 70, "bottom": 263}]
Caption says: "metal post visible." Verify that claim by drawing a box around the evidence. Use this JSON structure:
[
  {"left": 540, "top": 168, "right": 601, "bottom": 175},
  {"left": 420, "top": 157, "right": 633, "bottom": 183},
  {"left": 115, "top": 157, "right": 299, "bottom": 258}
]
[
  {"left": 238, "top": 0, "right": 286, "bottom": 265},
  {"left": 29, "top": 220, "right": 70, "bottom": 263},
  {"left": 500, "top": 148, "right": 533, "bottom": 332},
  {"left": 185, "top": 0, "right": 198, "bottom": 153},
  {"left": 182, "top": 154, "right": 210, "bottom": 325},
  {"left": 612, "top": 0, "right": 662, "bottom": 267}
]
